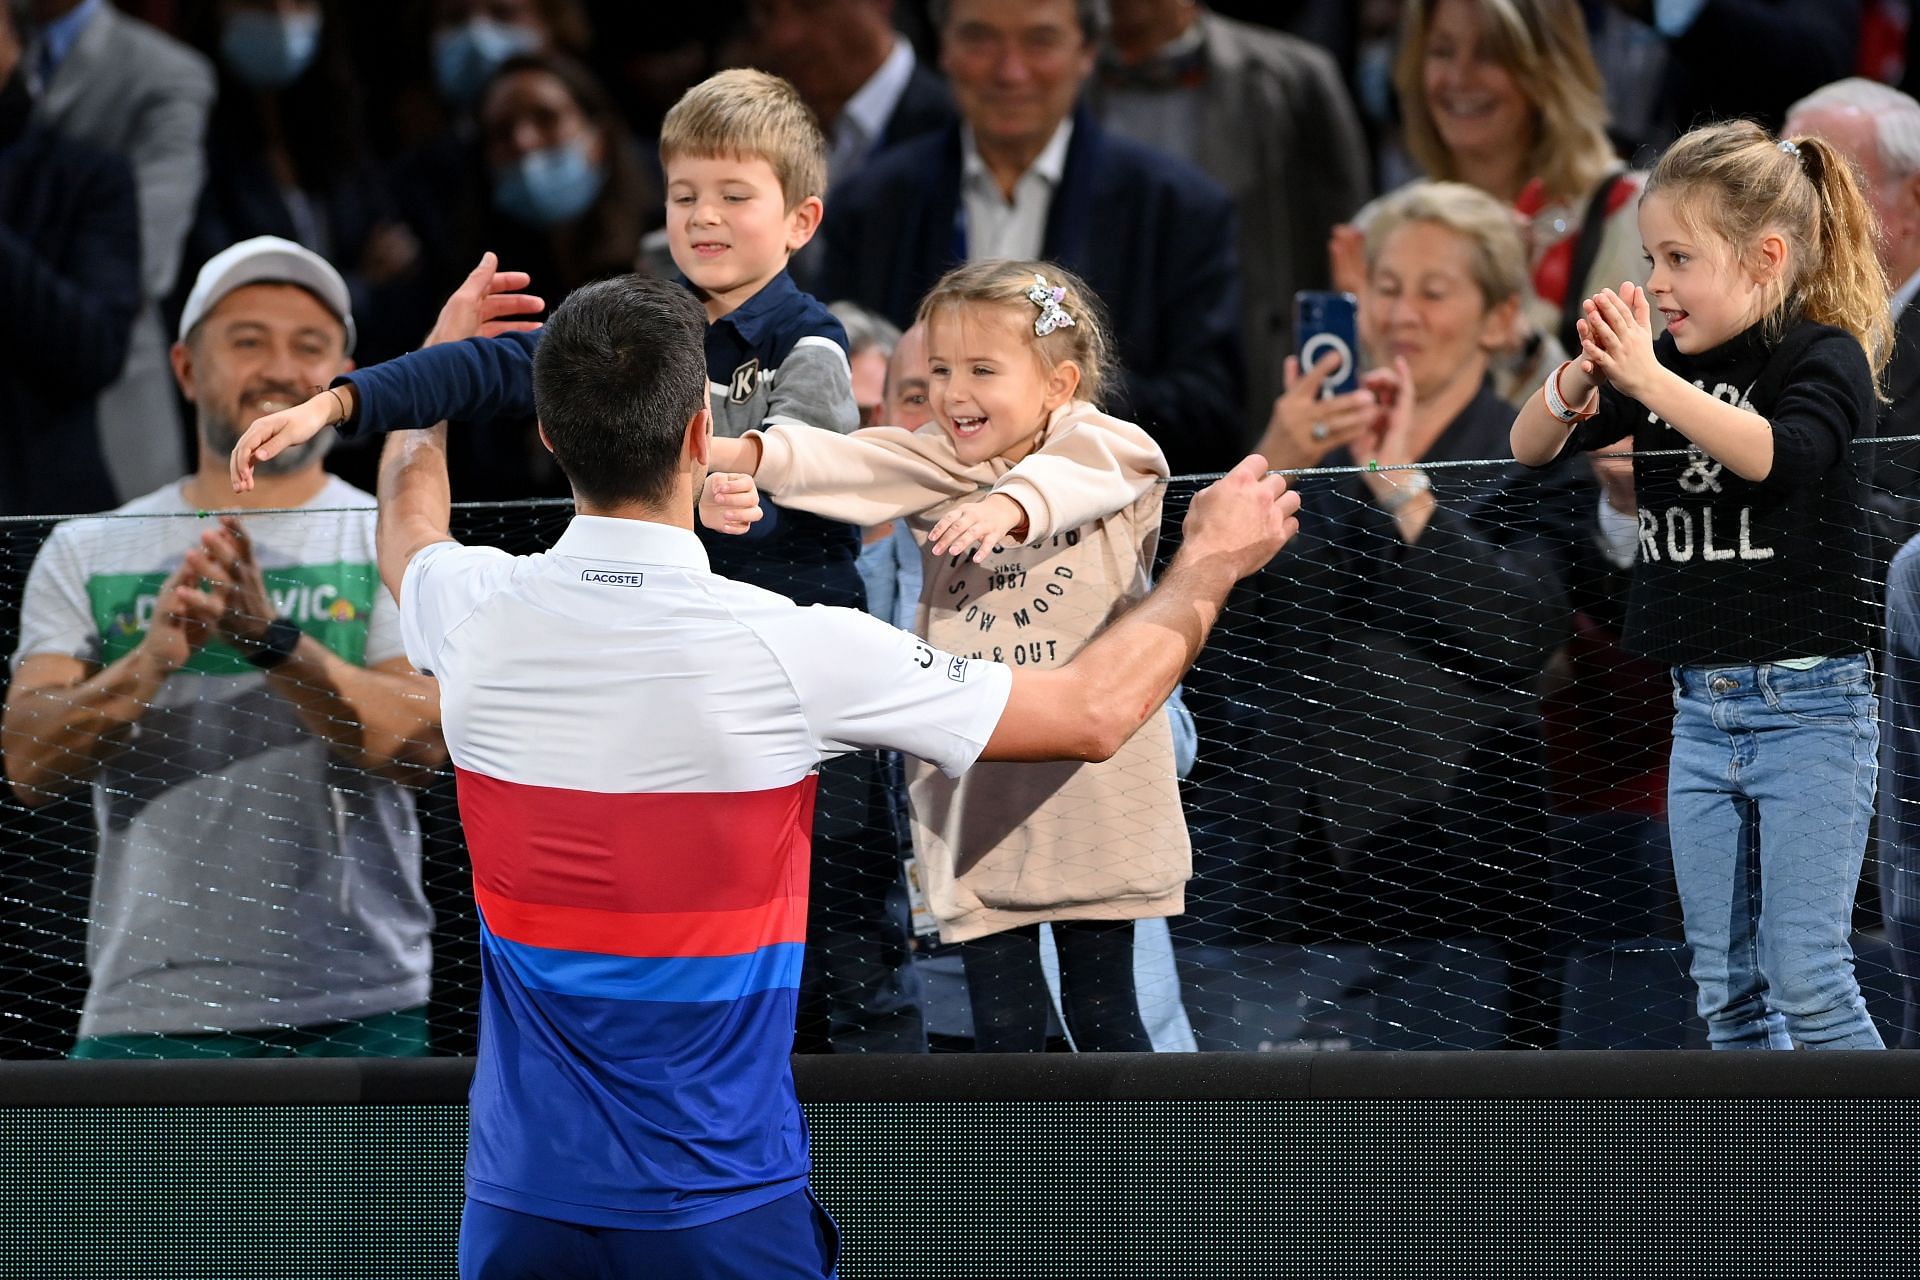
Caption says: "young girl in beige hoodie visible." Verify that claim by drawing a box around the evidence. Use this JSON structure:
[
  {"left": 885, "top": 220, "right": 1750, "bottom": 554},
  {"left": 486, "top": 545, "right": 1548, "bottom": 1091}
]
[{"left": 702, "top": 260, "right": 1186, "bottom": 1052}]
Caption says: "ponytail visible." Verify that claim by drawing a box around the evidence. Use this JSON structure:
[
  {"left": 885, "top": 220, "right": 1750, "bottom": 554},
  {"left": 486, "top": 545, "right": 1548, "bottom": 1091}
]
[
  {"left": 1647, "top": 120, "right": 1893, "bottom": 387},
  {"left": 1788, "top": 134, "right": 1895, "bottom": 380}
]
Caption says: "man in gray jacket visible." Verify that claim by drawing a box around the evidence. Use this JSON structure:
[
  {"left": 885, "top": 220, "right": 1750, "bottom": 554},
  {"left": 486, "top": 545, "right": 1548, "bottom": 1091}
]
[
  {"left": 27, "top": 0, "right": 214, "bottom": 503},
  {"left": 1099, "top": 0, "right": 1370, "bottom": 424}
]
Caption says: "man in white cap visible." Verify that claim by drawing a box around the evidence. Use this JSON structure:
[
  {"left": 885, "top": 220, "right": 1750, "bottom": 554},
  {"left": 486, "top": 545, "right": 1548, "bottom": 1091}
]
[{"left": 1, "top": 236, "right": 446, "bottom": 1058}]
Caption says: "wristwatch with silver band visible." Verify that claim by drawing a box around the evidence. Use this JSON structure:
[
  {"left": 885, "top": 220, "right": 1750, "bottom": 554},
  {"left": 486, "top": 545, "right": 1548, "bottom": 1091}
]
[{"left": 1376, "top": 469, "right": 1431, "bottom": 513}]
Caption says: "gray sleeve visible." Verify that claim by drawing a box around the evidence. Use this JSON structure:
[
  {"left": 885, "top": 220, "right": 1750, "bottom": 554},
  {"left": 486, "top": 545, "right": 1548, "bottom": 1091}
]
[
  {"left": 10, "top": 526, "right": 99, "bottom": 673},
  {"left": 766, "top": 338, "right": 859, "bottom": 435},
  {"left": 124, "top": 46, "right": 216, "bottom": 300}
]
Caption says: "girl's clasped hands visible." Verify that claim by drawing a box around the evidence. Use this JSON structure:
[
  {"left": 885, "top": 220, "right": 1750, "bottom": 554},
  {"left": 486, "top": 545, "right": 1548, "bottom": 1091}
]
[{"left": 1574, "top": 280, "right": 1662, "bottom": 400}]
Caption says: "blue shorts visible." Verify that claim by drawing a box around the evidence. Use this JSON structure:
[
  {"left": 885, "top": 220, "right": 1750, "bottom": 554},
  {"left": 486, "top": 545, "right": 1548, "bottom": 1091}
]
[{"left": 459, "top": 1187, "right": 839, "bottom": 1279}]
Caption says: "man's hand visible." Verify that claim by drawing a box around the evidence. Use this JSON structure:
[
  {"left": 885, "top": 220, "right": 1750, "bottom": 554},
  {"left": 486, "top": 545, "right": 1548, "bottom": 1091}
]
[
  {"left": 424, "top": 251, "right": 544, "bottom": 347},
  {"left": 183, "top": 516, "right": 278, "bottom": 646},
  {"left": 230, "top": 387, "right": 346, "bottom": 492},
  {"left": 1177, "top": 454, "right": 1303, "bottom": 581},
  {"left": 136, "top": 559, "right": 230, "bottom": 676},
  {"left": 928, "top": 493, "right": 1029, "bottom": 563},
  {"left": 700, "top": 473, "right": 765, "bottom": 535},
  {"left": 1591, "top": 438, "right": 1637, "bottom": 515}
]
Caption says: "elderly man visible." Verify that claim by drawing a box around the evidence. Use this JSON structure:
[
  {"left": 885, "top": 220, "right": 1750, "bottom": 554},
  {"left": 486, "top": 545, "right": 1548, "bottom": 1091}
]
[
  {"left": 819, "top": 0, "right": 1246, "bottom": 476},
  {"left": 2, "top": 237, "right": 443, "bottom": 1058},
  {"left": 1786, "top": 78, "right": 1920, "bottom": 561},
  {"left": 1789, "top": 78, "right": 1920, "bottom": 1050}
]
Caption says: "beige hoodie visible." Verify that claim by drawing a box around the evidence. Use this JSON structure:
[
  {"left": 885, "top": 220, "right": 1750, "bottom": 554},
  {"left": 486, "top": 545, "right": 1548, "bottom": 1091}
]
[{"left": 749, "top": 401, "right": 1190, "bottom": 942}]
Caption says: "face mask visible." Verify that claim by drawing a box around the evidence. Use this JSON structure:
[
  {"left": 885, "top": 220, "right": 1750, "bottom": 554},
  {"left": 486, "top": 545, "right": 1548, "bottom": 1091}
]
[
  {"left": 433, "top": 18, "right": 541, "bottom": 107},
  {"left": 220, "top": 8, "right": 323, "bottom": 91},
  {"left": 493, "top": 136, "right": 605, "bottom": 227}
]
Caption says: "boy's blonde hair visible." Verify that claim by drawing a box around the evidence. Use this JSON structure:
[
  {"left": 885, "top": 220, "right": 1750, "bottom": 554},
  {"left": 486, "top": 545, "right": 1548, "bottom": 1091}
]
[
  {"left": 1365, "top": 181, "right": 1529, "bottom": 309},
  {"left": 1646, "top": 119, "right": 1893, "bottom": 376},
  {"left": 1395, "top": 0, "right": 1618, "bottom": 205},
  {"left": 915, "top": 259, "right": 1116, "bottom": 409},
  {"left": 658, "top": 69, "right": 827, "bottom": 210}
]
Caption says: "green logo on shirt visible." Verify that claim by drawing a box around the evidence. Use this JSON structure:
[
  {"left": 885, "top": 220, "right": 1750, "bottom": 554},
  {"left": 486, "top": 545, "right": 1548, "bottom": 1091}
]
[{"left": 88, "top": 562, "right": 378, "bottom": 674}]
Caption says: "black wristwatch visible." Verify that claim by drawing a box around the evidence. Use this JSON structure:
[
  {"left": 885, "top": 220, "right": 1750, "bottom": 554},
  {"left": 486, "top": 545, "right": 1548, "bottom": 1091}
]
[{"left": 243, "top": 617, "right": 303, "bottom": 670}]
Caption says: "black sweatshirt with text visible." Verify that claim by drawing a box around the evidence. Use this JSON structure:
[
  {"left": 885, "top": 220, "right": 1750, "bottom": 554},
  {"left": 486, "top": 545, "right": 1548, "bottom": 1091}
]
[{"left": 1558, "top": 316, "right": 1876, "bottom": 665}]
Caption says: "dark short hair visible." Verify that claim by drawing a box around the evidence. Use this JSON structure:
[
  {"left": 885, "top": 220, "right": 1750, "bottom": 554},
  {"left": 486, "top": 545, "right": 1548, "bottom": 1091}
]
[{"left": 532, "top": 276, "right": 709, "bottom": 508}]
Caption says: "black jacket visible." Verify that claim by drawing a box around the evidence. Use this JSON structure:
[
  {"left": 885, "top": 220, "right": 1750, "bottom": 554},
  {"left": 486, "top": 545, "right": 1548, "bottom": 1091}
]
[
  {"left": 820, "top": 107, "right": 1247, "bottom": 476},
  {"left": 0, "top": 123, "right": 140, "bottom": 515},
  {"left": 1860, "top": 300, "right": 1920, "bottom": 581},
  {"left": 1190, "top": 383, "right": 1574, "bottom": 940}
]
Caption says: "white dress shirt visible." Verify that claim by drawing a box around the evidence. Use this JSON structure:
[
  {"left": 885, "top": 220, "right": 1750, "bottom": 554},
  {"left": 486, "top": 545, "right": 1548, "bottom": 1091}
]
[
  {"left": 829, "top": 37, "right": 918, "bottom": 187},
  {"left": 959, "top": 117, "right": 1075, "bottom": 262}
]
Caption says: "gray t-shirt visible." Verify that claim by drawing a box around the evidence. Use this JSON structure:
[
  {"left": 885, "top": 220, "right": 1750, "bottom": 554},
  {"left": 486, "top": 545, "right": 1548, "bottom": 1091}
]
[{"left": 10, "top": 477, "right": 431, "bottom": 1037}]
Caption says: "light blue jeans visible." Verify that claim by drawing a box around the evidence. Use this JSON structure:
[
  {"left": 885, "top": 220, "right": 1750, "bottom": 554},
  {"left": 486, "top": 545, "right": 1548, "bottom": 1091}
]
[{"left": 1668, "top": 655, "right": 1884, "bottom": 1049}]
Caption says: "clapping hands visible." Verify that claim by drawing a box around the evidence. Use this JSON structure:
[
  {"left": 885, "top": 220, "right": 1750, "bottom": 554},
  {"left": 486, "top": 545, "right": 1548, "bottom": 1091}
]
[{"left": 1575, "top": 282, "right": 1660, "bottom": 400}]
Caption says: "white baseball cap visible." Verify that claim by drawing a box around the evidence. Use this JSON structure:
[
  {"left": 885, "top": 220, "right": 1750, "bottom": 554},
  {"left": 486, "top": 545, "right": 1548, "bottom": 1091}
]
[{"left": 176, "top": 235, "right": 357, "bottom": 353}]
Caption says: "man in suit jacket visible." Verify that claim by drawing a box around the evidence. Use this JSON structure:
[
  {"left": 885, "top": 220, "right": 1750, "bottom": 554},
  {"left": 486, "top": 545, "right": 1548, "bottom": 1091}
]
[
  {"left": 0, "top": 1, "right": 139, "bottom": 516},
  {"left": 1099, "top": 0, "right": 1370, "bottom": 427},
  {"left": 27, "top": 0, "right": 214, "bottom": 504},
  {"left": 749, "top": 0, "right": 956, "bottom": 188},
  {"left": 820, "top": 0, "right": 1246, "bottom": 476},
  {"left": 1789, "top": 78, "right": 1920, "bottom": 1050}
]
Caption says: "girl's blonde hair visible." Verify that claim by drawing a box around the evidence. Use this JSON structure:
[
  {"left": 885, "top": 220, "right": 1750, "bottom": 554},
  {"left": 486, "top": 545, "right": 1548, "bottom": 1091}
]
[
  {"left": 1645, "top": 119, "right": 1893, "bottom": 375},
  {"left": 914, "top": 259, "right": 1116, "bottom": 408},
  {"left": 1365, "top": 181, "right": 1529, "bottom": 308},
  {"left": 1395, "top": 0, "right": 1618, "bottom": 205}
]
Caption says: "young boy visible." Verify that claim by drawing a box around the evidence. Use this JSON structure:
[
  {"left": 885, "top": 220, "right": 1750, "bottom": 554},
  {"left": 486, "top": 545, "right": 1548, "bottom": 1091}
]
[{"left": 238, "top": 68, "right": 862, "bottom": 603}]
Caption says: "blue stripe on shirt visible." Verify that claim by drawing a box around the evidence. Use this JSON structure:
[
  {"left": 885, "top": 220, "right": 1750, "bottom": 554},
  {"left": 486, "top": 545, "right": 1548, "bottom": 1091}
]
[{"left": 481, "top": 927, "right": 805, "bottom": 1003}]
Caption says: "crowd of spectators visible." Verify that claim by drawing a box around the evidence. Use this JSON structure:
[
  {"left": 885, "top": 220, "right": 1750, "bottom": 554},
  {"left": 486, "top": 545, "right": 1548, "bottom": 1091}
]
[{"left": 4, "top": 0, "right": 1920, "bottom": 1055}]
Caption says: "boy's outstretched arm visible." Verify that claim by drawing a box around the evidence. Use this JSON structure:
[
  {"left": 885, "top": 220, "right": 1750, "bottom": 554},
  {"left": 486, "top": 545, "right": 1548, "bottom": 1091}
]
[{"left": 231, "top": 253, "right": 544, "bottom": 490}]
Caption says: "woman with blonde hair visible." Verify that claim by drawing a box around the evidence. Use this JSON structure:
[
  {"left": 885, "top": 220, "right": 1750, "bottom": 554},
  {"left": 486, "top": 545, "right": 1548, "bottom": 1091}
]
[
  {"left": 1334, "top": 0, "right": 1641, "bottom": 367},
  {"left": 1247, "top": 181, "right": 1577, "bottom": 1044}
]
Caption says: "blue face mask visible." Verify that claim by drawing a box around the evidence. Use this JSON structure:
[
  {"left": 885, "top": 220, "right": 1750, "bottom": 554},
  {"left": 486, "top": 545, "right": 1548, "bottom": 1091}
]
[
  {"left": 493, "top": 137, "right": 606, "bottom": 227},
  {"left": 433, "top": 18, "right": 542, "bottom": 107},
  {"left": 220, "top": 8, "right": 323, "bottom": 91}
]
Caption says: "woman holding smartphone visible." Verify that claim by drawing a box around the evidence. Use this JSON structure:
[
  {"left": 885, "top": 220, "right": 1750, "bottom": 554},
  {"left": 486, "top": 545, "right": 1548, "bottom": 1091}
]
[{"left": 1234, "top": 181, "right": 1578, "bottom": 1045}]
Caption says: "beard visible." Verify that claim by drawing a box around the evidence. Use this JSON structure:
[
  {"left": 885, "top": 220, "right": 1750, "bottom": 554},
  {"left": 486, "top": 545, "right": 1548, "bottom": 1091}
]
[{"left": 199, "top": 390, "right": 335, "bottom": 477}]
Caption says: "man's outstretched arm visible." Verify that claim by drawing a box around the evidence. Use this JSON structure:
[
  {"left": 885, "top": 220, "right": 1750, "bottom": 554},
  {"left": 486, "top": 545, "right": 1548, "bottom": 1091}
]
[
  {"left": 377, "top": 424, "right": 456, "bottom": 606},
  {"left": 981, "top": 455, "right": 1300, "bottom": 763}
]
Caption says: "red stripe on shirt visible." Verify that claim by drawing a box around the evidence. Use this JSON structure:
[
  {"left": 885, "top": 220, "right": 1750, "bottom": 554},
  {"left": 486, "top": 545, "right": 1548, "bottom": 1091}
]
[
  {"left": 474, "top": 883, "right": 809, "bottom": 958},
  {"left": 455, "top": 766, "right": 817, "bottom": 914}
]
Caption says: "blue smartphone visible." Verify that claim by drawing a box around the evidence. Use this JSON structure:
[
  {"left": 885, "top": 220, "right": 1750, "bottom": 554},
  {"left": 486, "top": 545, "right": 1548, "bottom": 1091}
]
[{"left": 1294, "top": 291, "right": 1361, "bottom": 398}]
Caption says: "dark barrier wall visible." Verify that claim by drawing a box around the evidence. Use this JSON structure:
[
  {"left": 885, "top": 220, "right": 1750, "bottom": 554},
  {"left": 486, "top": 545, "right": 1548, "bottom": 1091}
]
[{"left": 3, "top": 1054, "right": 1918, "bottom": 1280}]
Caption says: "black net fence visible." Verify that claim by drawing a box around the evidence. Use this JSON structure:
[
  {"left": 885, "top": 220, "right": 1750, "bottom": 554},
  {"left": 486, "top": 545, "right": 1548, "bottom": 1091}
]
[{"left": 0, "top": 446, "right": 1912, "bottom": 1058}]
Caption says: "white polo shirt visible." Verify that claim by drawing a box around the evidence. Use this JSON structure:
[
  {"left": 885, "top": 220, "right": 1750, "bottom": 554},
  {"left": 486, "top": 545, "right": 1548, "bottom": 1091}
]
[{"left": 396, "top": 515, "right": 1011, "bottom": 1229}]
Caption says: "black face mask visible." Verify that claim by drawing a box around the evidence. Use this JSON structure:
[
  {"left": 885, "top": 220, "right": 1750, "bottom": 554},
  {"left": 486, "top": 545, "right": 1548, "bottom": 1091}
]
[{"left": 0, "top": 70, "right": 31, "bottom": 149}]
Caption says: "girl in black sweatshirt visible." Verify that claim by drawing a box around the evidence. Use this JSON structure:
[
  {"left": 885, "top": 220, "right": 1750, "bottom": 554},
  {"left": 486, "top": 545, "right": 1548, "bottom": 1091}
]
[{"left": 1512, "top": 120, "right": 1891, "bottom": 1049}]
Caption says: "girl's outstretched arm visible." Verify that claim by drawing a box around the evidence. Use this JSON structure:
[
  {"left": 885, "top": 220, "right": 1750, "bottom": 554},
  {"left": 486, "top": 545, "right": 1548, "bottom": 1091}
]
[{"left": 749, "top": 424, "right": 980, "bottom": 526}]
